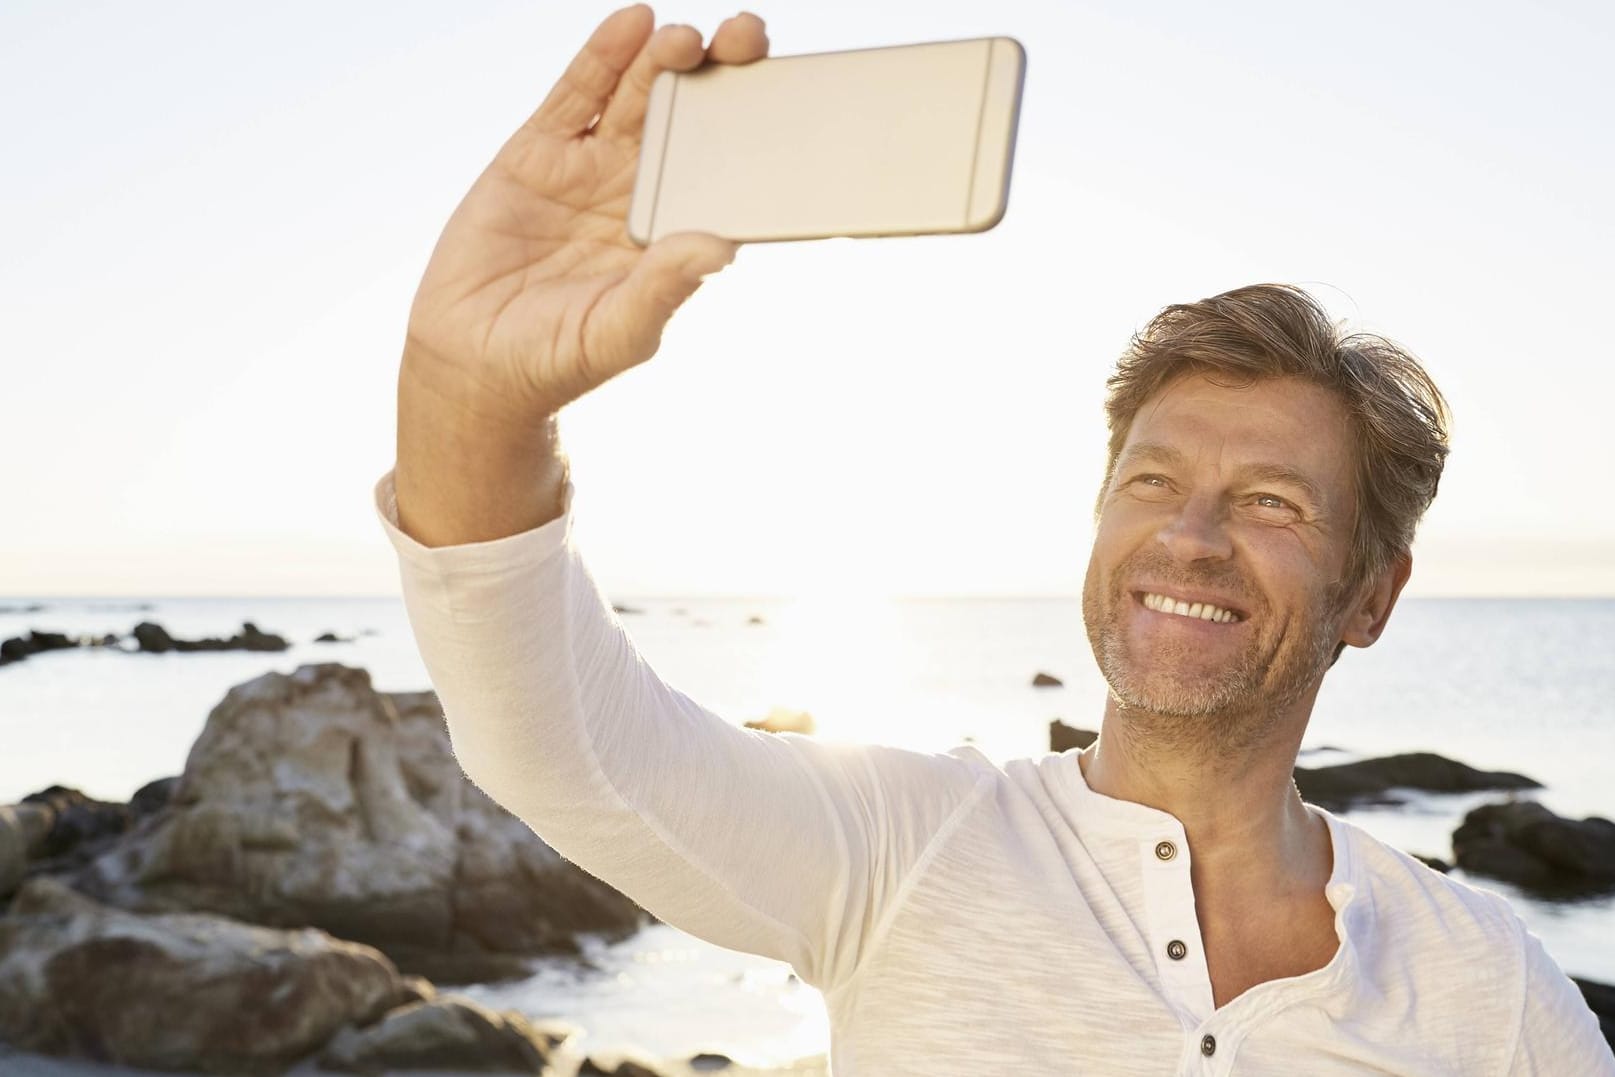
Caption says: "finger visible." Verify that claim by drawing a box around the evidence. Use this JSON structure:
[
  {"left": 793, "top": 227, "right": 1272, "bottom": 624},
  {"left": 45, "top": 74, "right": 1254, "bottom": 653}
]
[
  {"left": 705, "top": 11, "right": 768, "bottom": 64},
  {"left": 589, "top": 232, "right": 739, "bottom": 367},
  {"left": 593, "top": 22, "right": 706, "bottom": 140},
  {"left": 526, "top": 4, "right": 655, "bottom": 138}
]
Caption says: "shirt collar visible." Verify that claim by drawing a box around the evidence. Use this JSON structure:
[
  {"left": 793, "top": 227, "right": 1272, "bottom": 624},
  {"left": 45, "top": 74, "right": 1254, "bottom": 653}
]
[{"left": 1044, "top": 746, "right": 1372, "bottom": 953}]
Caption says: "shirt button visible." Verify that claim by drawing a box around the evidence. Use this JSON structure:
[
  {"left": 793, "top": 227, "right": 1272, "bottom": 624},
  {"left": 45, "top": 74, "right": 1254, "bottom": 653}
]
[
  {"left": 1155, "top": 840, "right": 1177, "bottom": 861},
  {"left": 1166, "top": 939, "right": 1187, "bottom": 960},
  {"left": 1201, "top": 1033, "right": 1217, "bottom": 1056}
]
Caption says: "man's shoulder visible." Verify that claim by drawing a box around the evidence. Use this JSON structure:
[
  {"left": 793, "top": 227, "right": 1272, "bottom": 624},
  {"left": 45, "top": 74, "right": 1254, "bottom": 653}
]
[{"left": 1328, "top": 808, "right": 1525, "bottom": 948}]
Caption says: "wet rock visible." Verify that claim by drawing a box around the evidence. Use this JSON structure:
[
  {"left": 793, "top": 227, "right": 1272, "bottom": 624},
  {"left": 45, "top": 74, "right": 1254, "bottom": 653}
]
[
  {"left": 0, "top": 876, "right": 404, "bottom": 1073},
  {"left": 1410, "top": 853, "right": 1451, "bottom": 873},
  {"left": 317, "top": 995, "right": 567, "bottom": 1075},
  {"left": 1292, "top": 752, "right": 1540, "bottom": 811},
  {"left": 611, "top": 605, "right": 643, "bottom": 616},
  {"left": 690, "top": 1051, "right": 735, "bottom": 1069},
  {"left": 1031, "top": 672, "right": 1063, "bottom": 687},
  {"left": 131, "top": 620, "right": 289, "bottom": 654},
  {"left": 315, "top": 631, "right": 355, "bottom": 643},
  {"left": 70, "top": 664, "right": 644, "bottom": 984},
  {"left": 1451, "top": 800, "right": 1615, "bottom": 892},
  {"left": 1049, "top": 720, "right": 1098, "bottom": 753}
]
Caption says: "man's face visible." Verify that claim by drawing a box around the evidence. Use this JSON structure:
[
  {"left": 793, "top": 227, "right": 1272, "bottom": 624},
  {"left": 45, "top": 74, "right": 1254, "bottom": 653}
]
[{"left": 1081, "top": 372, "right": 1360, "bottom": 734}]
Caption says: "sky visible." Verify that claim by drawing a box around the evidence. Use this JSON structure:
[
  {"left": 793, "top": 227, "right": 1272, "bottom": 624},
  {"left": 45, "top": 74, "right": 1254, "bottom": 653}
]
[{"left": 2, "top": 0, "right": 1612, "bottom": 598}]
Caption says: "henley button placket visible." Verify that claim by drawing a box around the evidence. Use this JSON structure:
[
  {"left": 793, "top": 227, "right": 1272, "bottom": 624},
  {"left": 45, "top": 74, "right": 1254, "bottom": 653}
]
[
  {"left": 1201, "top": 1033, "right": 1217, "bottom": 1056},
  {"left": 1166, "top": 938, "right": 1188, "bottom": 960}
]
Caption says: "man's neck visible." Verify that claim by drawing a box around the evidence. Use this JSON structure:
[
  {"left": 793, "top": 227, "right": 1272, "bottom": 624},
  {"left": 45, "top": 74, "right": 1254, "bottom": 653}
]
[{"left": 1077, "top": 694, "right": 1331, "bottom": 902}]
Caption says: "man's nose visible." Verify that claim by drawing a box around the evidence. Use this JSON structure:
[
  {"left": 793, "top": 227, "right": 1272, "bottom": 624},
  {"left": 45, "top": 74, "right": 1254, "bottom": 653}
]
[{"left": 1156, "top": 495, "right": 1233, "bottom": 563}]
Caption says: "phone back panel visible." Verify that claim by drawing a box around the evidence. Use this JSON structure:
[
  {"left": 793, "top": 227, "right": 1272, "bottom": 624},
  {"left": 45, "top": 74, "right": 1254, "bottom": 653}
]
[{"left": 629, "top": 36, "right": 1025, "bottom": 245}]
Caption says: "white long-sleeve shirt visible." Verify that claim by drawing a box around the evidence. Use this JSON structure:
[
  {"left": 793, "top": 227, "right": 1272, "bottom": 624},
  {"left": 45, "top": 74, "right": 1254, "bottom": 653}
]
[{"left": 373, "top": 468, "right": 1613, "bottom": 1075}]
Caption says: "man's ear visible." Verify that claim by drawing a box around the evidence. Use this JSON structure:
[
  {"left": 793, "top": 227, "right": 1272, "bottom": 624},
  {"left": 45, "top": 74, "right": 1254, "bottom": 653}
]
[{"left": 1341, "top": 549, "right": 1413, "bottom": 649}]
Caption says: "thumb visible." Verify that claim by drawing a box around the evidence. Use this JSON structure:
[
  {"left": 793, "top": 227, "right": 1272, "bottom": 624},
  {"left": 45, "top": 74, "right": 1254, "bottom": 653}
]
[{"left": 591, "top": 231, "right": 738, "bottom": 365}]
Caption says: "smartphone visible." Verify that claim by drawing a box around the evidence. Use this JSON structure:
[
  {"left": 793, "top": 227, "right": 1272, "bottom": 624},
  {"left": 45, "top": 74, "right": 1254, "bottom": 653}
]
[{"left": 627, "top": 35, "right": 1026, "bottom": 246}]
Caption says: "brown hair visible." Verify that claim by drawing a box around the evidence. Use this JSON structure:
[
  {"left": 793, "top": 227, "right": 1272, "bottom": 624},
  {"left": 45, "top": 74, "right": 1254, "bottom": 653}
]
[{"left": 1096, "top": 283, "right": 1452, "bottom": 608}]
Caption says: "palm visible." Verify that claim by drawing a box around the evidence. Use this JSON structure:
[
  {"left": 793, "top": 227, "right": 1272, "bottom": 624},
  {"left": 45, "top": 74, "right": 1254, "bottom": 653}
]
[{"left": 404, "top": 5, "right": 767, "bottom": 418}]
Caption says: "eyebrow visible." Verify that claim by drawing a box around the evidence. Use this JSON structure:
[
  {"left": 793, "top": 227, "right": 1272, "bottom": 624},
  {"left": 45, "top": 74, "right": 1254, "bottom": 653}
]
[{"left": 1115, "top": 441, "right": 1327, "bottom": 510}]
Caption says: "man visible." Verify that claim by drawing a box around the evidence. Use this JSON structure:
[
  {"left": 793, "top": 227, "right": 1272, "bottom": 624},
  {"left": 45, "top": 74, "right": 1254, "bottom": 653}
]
[{"left": 378, "top": 5, "right": 1612, "bottom": 1072}]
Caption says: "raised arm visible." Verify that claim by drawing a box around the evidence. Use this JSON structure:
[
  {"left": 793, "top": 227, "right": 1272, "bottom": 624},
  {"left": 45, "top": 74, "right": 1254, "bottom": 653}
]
[
  {"left": 382, "top": 5, "right": 991, "bottom": 992},
  {"left": 395, "top": 4, "right": 750, "bottom": 547}
]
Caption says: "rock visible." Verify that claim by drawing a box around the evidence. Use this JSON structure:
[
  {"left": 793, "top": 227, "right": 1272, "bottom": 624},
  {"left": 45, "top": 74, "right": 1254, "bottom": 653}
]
[
  {"left": 580, "top": 1055, "right": 670, "bottom": 1077},
  {"left": 131, "top": 620, "right": 289, "bottom": 654},
  {"left": 0, "top": 876, "right": 404, "bottom": 1073},
  {"left": 1573, "top": 978, "right": 1615, "bottom": 1054},
  {"left": 0, "top": 802, "right": 54, "bottom": 897},
  {"left": 1292, "top": 752, "right": 1540, "bottom": 811},
  {"left": 315, "top": 631, "right": 354, "bottom": 644},
  {"left": 1410, "top": 853, "right": 1451, "bottom": 873},
  {"left": 0, "top": 630, "right": 82, "bottom": 667},
  {"left": 690, "top": 1051, "right": 735, "bottom": 1069},
  {"left": 129, "top": 776, "right": 178, "bottom": 819},
  {"left": 0, "top": 603, "right": 45, "bottom": 613},
  {"left": 14, "top": 786, "right": 134, "bottom": 884},
  {"left": 70, "top": 663, "right": 644, "bottom": 984},
  {"left": 1451, "top": 800, "right": 1615, "bottom": 892},
  {"left": 317, "top": 995, "right": 564, "bottom": 1075},
  {"left": 611, "top": 605, "right": 643, "bottom": 616},
  {"left": 746, "top": 615, "right": 765, "bottom": 626},
  {"left": 1031, "top": 672, "right": 1063, "bottom": 687},
  {"left": 1049, "top": 720, "right": 1098, "bottom": 753},
  {"left": 745, "top": 708, "right": 815, "bottom": 735}
]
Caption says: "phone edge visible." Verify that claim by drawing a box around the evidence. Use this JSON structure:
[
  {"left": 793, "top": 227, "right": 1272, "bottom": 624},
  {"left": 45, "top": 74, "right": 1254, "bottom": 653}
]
[
  {"left": 964, "top": 36, "right": 1027, "bottom": 235},
  {"left": 628, "top": 70, "right": 679, "bottom": 246}
]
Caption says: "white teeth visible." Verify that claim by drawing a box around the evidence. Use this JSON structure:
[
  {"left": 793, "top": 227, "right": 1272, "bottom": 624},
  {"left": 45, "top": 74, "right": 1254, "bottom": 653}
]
[{"left": 1142, "top": 592, "right": 1238, "bottom": 624}]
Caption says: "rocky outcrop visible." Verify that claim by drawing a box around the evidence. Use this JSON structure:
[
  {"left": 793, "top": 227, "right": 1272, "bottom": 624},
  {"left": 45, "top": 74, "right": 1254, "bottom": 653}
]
[
  {"left": 0, "top": 877, "right": 580, "bottom": 1075},
  {"left": 62, "top": 663, "right": 643, "bottom": 984},
  {"left": 0, "top": 802, "right": 54, "bottom": 897},
  {"left": 317, "top": 995, "right": 569, "bottom": 1075},
  {"left": 2, "top": 620, "right": 293, "bottom": 668},
  {"left": 130, "top": 620, "right": 288, "bottom": 654},
  {"left": 0, "top": 876, "right": 405, "bottom": 1073},
  {"left": 1049, "top": 720, "right": 1098, "bottom": 754},
  {"left": 1451, "top": 800, "right": 1615, "bottom": 893},
  {"left": 1292, "top": 752, "right": 1540, "bottom": 811},
  {"left": 0, "top": 630, "right": 126, "bottom": 668},
  {"left": 1031, "top": 672, "right": 1063, "bottom": 688}
]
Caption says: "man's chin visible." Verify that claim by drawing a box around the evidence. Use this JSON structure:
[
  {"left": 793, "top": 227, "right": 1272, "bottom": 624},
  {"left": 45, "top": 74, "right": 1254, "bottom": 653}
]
[{"left": 1104, "top": 665, "right": 1253, "bottom": 717}]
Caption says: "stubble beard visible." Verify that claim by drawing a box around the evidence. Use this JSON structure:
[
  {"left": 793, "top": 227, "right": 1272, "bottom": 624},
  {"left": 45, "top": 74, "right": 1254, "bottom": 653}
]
[{"left": 1081, "top": 566, "right": 1347, "bottom": 761}]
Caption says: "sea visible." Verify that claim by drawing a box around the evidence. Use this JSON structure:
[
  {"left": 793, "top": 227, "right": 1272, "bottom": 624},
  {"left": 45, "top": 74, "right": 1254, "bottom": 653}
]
[{"left": 2, "top": 594, "right": 1612, "bottom": 1069}]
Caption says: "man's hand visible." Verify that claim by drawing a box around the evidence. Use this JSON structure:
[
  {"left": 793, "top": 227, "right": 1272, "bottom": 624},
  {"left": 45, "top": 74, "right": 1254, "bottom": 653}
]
[{"left": 394, "top": 5, "right": 768, "bottom": 546}]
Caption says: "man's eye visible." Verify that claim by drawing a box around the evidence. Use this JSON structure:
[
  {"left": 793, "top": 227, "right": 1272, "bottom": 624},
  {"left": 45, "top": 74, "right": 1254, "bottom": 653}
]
[
  {"left": 1254, "top": 493, "right": 1291, "bottom": 510},
  {"left": 1134, "top": 474, "right": 1169, "bottom": 488}
]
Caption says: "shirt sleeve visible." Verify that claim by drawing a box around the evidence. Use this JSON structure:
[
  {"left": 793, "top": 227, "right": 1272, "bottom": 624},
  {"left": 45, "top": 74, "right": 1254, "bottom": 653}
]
[
  {"left": 371, "top": 468, "right": 991, "bottom": 992},
  {"left": 1507, "top": 922, "right": 1615, "bottom": 1075}
]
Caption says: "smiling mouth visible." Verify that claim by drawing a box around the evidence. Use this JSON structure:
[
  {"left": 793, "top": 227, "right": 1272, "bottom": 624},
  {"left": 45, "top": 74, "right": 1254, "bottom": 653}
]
[{"left": 1132, "top": 590, "right": 1245, "bottom": 624}]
